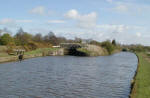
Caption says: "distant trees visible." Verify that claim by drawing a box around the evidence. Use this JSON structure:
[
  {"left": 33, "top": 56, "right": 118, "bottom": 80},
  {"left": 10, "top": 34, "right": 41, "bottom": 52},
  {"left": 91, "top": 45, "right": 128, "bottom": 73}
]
[
  {"left": 48, "top": 31, "right": 55, "bottom": 37},
  {"left": 0, "top": 29, "right": 2, "bottom": 36},
  {"left": 90, "top": 40, "right": 101, "bottom": 46},
  {"left": 75, "top": 37, "right": 82, "bottom": 43},
  {"left": 47, "top": 32, "right": 58, "bottom": 45},
  {"left": 112, "top": 39, "right": 116, "bottom": 46},
  {"left": 0, "top": 27, "right": 81, "bottom": 48},
  {"left": 14, "top": 28, "right": 33, "bottom": 45},
  {"left": 0, "top": 33, "right": 14, "bottom": 45},
  {"left": 12, "top": 29, "right": 68, "bottom": 50},
  {"left": 42, "top": 31, "right": 67, "bottom": 45},
  {"left": 0, "top": 27, "right": 120, "bottom": 53},
  {"left": 17, "top": 27, "right": 24, "bottom": 34},
  {"left": 33, "top": 33, "right": 43, "bottom": 42},
  {"left": 1, "top": 27, "right": 150, "bottom": 55},
  {"left": 89, "top": 40, "right": 117, "bottom": 54},
  {"left": 43, "top": 32, "right": 57, "bottom": 45},
  {"left": 101, "top": 40, "right": 115, "bottom": 54},
  {"left": 128, "top": 45, "right": 147, "bottom": 52}
]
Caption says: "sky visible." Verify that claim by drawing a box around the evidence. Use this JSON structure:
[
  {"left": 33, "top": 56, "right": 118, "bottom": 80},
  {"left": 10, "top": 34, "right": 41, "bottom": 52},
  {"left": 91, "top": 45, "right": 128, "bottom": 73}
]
[{"left": 0, "top": 0, "right": 150, "bottom": 45}]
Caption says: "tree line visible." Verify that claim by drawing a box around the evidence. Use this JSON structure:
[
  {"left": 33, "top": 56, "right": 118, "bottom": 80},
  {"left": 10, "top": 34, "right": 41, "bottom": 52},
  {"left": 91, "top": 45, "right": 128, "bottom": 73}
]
[
  {"left": 0, "top": 27, "right": 133, "bottom": 54},
  {"left": 0, "top": 28, "right": 88, "bottom": 51}
]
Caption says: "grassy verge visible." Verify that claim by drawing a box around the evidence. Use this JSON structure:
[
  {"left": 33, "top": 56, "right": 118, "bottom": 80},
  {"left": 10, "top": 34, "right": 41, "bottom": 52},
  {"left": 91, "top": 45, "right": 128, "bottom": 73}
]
[
  {"left": 0, "top": 48, "right": 59, "bottom": 63},
  {"left": 131, "top": 52, "right": 150, "bottom": 98},
  {"left": 0, "top": 53, "right": 10, "bottom": 57},
  {"left": 25, "top": 48, "right": 58, "bottom": 55},
  {"left": 77, "top": 48, "right": 92, "bottom": 56},
  {"left": 77, "top": 45, "right": 109, "bottom": 56}
]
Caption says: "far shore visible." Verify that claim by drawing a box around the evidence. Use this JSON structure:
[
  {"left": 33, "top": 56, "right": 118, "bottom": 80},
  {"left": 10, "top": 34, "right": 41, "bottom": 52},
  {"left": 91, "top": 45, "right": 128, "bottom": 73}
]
[
  {"left": 0, "top": 48, "right": 64, "bottom": 64},
  {"left": 0, "top": 46, "right": 121, "bottom": 64},
  {"left": 0, "top": 54, "right": 43, "bottom": 64}
]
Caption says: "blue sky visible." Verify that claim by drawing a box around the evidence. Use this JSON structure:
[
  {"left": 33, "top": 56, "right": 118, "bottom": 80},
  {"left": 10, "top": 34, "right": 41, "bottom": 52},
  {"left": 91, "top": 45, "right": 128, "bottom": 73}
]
[{"left": 0, "top": 0, "right": 150, "bottom": 45}]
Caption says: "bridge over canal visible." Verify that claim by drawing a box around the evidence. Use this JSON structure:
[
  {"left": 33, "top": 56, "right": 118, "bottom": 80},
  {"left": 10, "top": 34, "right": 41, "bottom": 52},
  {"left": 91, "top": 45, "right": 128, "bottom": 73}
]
[{"left": 60, "top": 43, "right": 87, "bottom": 56}]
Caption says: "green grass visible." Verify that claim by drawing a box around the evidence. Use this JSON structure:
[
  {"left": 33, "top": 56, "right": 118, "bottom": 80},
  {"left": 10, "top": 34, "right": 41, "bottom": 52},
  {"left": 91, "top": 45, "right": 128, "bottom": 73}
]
[
  {"left": 0, "top": 46, "right": 9, "bottom": 57},
  {"left": 132, "top": 52, "right": 150, "bottom": 98},
  {"left": 25, "top": 48, "right": 58, "bottom": 55},
  {"left": 146, "top": 53, "right": 150, "bottom": 57},
  {"left": 0, "top": 53, "right": 9, "bottom": 57},
  {"left": 78, "top": 48, "right": 91, "bottom": 53},
  {"left": 0, "top": 47, "right": 58, "bottom": 57},
  {"left": 77, "top": 48, "right": 94, "bottom": 56}
]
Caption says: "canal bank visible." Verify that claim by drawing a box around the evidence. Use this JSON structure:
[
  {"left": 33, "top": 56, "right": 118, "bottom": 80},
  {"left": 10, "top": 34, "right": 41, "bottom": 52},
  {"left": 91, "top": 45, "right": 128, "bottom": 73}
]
[
  {"left": 0, "top": 48, "right": 64, "bottom": 64},
  {"left": 129, "top": 53, "right": 139, "bottom": 98},
  {"left": 67, "top": 45, "right": 109, "bottom": 56},
  {"left": 0, "top": 44, "right": 118, "bottom": 63},
  {"left": 76, "top": 44, "right": 121, "bottom": 56},
  {"left": 130, "top": 52, "right": 150, "bottom": 98}
]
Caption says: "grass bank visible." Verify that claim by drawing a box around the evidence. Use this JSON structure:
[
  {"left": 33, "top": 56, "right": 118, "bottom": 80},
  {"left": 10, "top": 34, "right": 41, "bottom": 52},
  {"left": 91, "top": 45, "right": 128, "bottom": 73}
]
[
  {"left": 131, "top": 52, "right": 150, "bottom": 98},
  {"left": 77, "top": 45, "right": 108, "bottom": 56},
  {"left": 77, "top": 44, "right": 121, "bottom": 56},
  {"left": 25, "top": 48, "right": 58, "bottom": 55},
  {"left": 0, "top": 48, "right": 61, "bottom": 63}
]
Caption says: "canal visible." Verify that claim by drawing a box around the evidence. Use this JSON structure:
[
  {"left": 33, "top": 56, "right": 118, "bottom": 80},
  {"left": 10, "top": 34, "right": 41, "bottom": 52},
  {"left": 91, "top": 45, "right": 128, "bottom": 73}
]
[{"left": 0, "top": 52, "right": 138, "bottom": 98}]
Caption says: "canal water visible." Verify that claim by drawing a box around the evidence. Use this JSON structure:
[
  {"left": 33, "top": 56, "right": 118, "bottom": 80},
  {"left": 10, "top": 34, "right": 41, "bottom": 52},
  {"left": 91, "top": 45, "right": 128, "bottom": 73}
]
[{"left": 0, "top": 52, "right": 138, "bottom": 98}]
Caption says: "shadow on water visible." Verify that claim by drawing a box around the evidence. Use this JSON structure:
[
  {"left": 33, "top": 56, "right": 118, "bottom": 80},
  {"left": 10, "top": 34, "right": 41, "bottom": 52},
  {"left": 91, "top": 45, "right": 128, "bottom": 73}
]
[{"left": 66, "top": 48, "right": 88, "bottom": 56}]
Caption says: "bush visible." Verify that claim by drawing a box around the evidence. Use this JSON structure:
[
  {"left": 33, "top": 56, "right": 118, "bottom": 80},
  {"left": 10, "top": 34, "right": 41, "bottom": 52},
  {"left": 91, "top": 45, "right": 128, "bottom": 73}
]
[
  {"left": 129, "top": 45, "right": 146, "bottom": 52},
  {"left": 6, "top": 43, "right": 16, "bottom": 54},
  {"left": 101, "top": 40, "right": 114, "bottom": 54},
  {"left": 0, "top": 33, "right": 15, "bottom": 45},
  {"left": 22, "top": 41, "right": 38, "bottom": 51},
  {"left": 112, "top": 39, "right": 116, "bottom": 46}
]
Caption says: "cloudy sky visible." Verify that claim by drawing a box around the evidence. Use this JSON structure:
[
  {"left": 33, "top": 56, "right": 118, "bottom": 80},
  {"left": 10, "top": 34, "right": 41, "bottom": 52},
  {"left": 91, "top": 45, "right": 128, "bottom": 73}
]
[{"left": 0, "top": 0, "right": 150, "bottom": 45}]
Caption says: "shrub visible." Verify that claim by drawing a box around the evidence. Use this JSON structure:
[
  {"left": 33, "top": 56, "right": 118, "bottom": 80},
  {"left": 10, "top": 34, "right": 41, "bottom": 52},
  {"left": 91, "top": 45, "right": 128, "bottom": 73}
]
[
  {"left": 101, "top": 40, "right": 114, "bottom": 54},
  {"left": 6, "top": 42, "right": 16, "bottom": 54},
  {"left": 0, "top": 33, "right": 15, "bottom": 45},
  {"left": 129, "top": 45, "right": 146, "bottom": 52},
  {"left": 112, "top": 39, "right": 116, "bottom": 46}
]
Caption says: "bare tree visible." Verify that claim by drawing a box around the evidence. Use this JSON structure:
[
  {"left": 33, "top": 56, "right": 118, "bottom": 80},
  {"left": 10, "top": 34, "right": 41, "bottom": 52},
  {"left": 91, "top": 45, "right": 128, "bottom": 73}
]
[{"left": 33, "top": 33, "right": 43, "bottom": 42}]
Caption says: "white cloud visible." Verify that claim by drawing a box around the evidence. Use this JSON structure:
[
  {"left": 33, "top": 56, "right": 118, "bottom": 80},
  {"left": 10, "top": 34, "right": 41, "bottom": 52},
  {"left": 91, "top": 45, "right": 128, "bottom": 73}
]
[
  {"left": 0, "top": 19, "right": 33, "bottom": 24},
  {"left": 65, "top": 9, "right": 97, "bottom": 29},
  {"left": 47, "top": 20, "right": 65, "bottom": 24},
  {"left": 106, "top": 0, "right": 113, "bottom": 3},
  {"left": 0, "top": 18, "right": 33, "bottom": 28},
  {"left": 0, "top": 18, "right": 17, "bottom": 28},
  {"left": 77, "top": 12, "right": 97, "bottom": 29},
  {"left": 30, "top": 6, "right": 45, "bottom": 16},
  {"left": 97, "top": 24, "right": 130, "bottom": 33},
  {"left": 64, "top": 9, "right": 79, "bottom": 19},
  {"left": 113, "top": 4, "right": 129, "bottom": 12},
  {"left": 136, "top": 32, "right": 141, "bottom": 37},
  {"left": 111, "top": 2, "right": 150, "bottom": 15},
  {"left": 0, "top": 18, "right": 15, "bottom": 25},
  {"left": 16, "top": 20, "right": 33, "bottom": 23}
]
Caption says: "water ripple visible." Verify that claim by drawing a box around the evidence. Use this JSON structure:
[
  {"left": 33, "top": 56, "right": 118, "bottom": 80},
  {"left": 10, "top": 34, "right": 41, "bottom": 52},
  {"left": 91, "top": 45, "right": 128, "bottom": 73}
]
[{"left": 0, "top": 52, "right": 137, "bottom": 98}]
